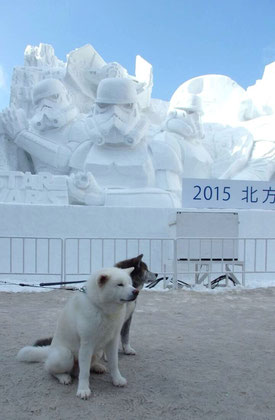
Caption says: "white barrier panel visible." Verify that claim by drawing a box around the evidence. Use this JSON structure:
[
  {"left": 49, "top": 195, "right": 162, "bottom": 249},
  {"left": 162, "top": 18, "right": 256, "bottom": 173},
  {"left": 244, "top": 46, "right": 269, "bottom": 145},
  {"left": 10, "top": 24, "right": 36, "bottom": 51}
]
[
  {"left": 64, "top": 238, "right": 175, "bottom": 282},
  {"left": 0, "top": 236, "right": 275, "bottom": 290},
  {"left": 175, "top": 237, "right": 275, "bottom": 288},
  {"left": 176, "top": 212, "right": 239, "bottom": 259},
  {"left": 182, "top": 179, "right": 275, "bottom": 210},
  {"left": 0, "top": 237, "right": 63, "bottom": 282}
]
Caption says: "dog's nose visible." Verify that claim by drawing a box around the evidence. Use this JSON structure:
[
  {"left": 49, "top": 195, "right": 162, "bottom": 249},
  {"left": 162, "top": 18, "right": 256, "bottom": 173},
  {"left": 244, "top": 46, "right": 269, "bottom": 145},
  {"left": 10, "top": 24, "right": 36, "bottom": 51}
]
[{"left": 133, "top": 289, "right": 139, "bottom": 296}]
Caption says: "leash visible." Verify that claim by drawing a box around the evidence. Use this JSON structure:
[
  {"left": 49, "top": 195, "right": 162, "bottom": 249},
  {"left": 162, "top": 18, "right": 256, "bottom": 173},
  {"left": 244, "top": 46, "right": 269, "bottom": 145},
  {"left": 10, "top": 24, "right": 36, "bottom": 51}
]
[
  {"left": 0, "top": 275, "right": 236, "bottom": 291},
  {"left": 211, "top": 274, "right": 236, "bottom": 289},
  {"left": 145, "top": 276, "right": 191, "bottom": 289},
  {"left": 0, "top": 279, "right": 87, "bottom": 291},
  {"left": 146, "top": 275, "right": 236, "bottom": 289}
]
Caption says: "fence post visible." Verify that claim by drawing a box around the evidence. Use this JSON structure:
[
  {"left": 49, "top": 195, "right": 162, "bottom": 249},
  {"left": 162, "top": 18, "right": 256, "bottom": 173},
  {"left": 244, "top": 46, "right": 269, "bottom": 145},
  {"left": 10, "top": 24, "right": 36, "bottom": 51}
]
[
  {"left": 173, "top": 239, "right": 178, "bottom": 289},
  {"left": 61, "top": 238, "right": 65, "bottom": 286}
]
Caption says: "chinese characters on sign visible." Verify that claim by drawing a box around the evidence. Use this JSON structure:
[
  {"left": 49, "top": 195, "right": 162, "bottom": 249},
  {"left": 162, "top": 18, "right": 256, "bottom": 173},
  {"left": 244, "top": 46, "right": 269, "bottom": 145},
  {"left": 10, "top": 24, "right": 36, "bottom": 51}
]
[
  {"left": 182, "top": 179, "right": 275, "bottom": 210},
  {"left": 241, "top": 186, "right": 275, "bottom": 204}
]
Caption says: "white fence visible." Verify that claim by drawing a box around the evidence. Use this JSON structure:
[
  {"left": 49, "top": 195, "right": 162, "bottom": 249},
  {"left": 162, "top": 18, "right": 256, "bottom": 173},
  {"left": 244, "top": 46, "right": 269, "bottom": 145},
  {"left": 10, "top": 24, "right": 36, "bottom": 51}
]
[
  {"left": 0, "top": 236, "right": 275, "bottom": 289},
  {"left": 64, "top": 238, "right": 174, "bottom": 283},
  {"left": 0, "top": 237, "right": 63, "bottom": 283},
  {"left": 175, "top": 237, "right": 275, "bottom": 288}
]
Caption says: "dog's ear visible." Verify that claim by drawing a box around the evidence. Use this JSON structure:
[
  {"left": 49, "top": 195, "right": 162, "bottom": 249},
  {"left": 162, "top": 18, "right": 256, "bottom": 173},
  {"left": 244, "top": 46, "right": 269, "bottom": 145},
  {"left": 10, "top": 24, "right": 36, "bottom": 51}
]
[
  {"left": 124, "top": 267, "right": 135, "bottom": 275},
  {"left": 135, "top": 254, "right": 143, "bottom": 268},
  {"left": 98, "top": 274, "right": 109, "bottom": 287}
]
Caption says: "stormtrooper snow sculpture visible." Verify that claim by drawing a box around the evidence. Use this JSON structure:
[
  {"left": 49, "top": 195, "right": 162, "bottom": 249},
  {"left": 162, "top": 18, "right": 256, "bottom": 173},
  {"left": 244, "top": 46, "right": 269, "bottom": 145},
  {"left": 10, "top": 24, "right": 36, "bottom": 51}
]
[
  {"left": 69, "top": 77, "right": 183, "bottom": 207},
  {"left": 2, "top": 42, "right": 275, "bottom": 209},
  {"left": 156, "top": 93, "right": 213, "bottom": 179},
  {"left": 170, "top": 75, "right": 255, "bottom": 180},
  {"left": 88, "top": 77, "right": 147, "bottom": 148},
  {"left": 1, "top": 78, "right": 90, "bottom": 174}
]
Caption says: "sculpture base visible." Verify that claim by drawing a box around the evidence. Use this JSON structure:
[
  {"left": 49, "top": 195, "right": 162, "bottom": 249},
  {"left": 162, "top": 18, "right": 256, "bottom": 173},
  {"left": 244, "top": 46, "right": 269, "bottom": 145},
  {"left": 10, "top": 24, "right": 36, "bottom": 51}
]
[
  {"left": 0, "top": 203, "right": 274, "bottom": 240},
  {"left": 104, "top": 188, "right": 180, "bottom": 208}
]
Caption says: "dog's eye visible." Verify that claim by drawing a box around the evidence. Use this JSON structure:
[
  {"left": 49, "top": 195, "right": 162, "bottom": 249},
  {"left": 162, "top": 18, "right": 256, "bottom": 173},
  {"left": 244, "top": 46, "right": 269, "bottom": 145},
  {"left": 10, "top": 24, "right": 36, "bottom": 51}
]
[{"left": 117, "top": 283, "right": 124, "bottom": 287}]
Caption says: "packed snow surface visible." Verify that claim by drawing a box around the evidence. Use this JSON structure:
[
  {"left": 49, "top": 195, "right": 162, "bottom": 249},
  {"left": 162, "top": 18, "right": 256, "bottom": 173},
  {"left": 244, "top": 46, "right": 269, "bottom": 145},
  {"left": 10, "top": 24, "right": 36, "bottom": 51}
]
[{"left": 1, "top": 288, "right": 275, "bottom": 419}]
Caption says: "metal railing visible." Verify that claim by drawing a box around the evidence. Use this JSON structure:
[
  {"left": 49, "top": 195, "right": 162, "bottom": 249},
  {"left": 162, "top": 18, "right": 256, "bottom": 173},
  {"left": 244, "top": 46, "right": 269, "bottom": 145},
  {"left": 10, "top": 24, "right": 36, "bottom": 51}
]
[
  {"left": 174, "top": 237, "right": 275, "bottom": 288},
  {"left": 0, "top": 236, "right": 275, "bottom": 289},
  {"left": 63, "top": 237, "right": 175, "bottom": 283},
  {"left": 0, "top": 236, "right": 63, "bottom": 283}
]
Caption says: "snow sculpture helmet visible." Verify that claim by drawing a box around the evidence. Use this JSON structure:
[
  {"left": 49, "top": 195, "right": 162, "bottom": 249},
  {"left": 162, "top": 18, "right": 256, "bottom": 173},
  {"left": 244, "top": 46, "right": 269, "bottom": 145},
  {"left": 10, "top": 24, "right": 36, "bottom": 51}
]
[
  {"left": 172, "top": 93, "right": 203, "bottom": 115},
  {"left": 93, "top": 77, "right": 142, "bottom": 146},
  {"left": 96, "top": 77, "right": 137, "bottom": 104},
  {"left": 166, "top": 93, "right": 204, "bottom": 140},
  {"left": 31, "top": 78, "right": 75, "bottom": 131},
  {"left": 33, "top": 78, "right": 71, "bottom": 108}
]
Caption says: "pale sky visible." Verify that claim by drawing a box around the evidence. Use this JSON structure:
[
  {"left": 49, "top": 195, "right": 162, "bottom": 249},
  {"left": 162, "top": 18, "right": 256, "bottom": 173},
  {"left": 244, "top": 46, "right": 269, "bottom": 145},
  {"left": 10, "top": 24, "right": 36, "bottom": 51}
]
[{"left": 0, "top": 0, "right": 275, "bottom": 109}]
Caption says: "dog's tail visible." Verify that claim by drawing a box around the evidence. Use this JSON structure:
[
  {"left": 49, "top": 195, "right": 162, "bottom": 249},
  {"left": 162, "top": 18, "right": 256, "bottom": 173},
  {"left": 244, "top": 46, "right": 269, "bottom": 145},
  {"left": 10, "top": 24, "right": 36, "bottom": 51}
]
[
  {"left": 34, "top": 337, "right": 53, "bottom": 347},
  {"left": 17, "top": 345, "right": 50, "bottom": 363}
]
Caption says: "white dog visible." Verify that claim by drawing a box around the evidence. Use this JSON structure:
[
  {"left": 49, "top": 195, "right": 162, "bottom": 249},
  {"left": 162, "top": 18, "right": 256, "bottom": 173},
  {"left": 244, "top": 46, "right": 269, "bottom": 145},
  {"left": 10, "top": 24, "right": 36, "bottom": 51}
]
[{"left": 17, "top": 266, "right": 139, "bottom": 399}]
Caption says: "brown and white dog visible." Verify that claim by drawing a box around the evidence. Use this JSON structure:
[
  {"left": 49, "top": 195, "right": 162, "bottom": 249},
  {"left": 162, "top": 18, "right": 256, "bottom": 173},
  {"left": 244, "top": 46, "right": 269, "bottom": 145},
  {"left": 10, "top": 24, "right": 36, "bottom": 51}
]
[{"left": 115, "top": 254, "right": 157, "bottom": 354}]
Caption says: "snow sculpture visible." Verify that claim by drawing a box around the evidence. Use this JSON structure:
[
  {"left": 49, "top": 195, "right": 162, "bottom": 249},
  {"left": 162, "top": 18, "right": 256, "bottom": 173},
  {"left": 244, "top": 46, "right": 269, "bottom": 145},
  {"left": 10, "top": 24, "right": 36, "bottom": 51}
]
[
  {"left": 1, "top": 78, "right": 90, "bottom": 174},
  {"left": 172, "top": 74, "right": 247, "bottom": 125},
  {"left": 170, "top": 75, "right": 255, "bottom": 179},
  {"left": 0, "top": 42, "right": 275, "bottom": 208},
  {"left": 10, "top": 44, "right": 65, "bottom": 117},
  {"left": 245, "top": 62, "right": 275, "bottom": 117},
  {"left": 65, "top": 44, "right": 153, "bottom": 113},
  {"left": 69, "top": 77, "right": 182, "bottom": 207},
  {"left": 0, "top": 171, "right": 68, "bottom": 204},
  {"left": 232, "top": 115, "right": 275, "bottom": 181},
  {"left": 67, "top": 171, "right": 104, "bottom": 206},
  {"left": 205, "top": 124, "right": 254, "bottom": 179},
  {"left": 232, "top": 65, "right": 275, "bottom": 181},
  {"left": 159, "top": 79, "right": 213, "bottom": 179}
]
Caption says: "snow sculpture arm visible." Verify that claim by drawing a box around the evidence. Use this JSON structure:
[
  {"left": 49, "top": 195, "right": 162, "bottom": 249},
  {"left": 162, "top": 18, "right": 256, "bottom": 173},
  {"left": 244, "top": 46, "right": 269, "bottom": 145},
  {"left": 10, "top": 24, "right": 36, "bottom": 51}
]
[
  {"left": 0, "top": 119, "right": 18, "bottom": 171},
  {"left": 14, "top": 130, "right": 71, "bottom": 169},
  {"left": 210, "top": 126, "right": 254, "bottom": 179},
  {"left": 0, "top": 106, "right": 28, "bottom": 140},
  {"left": 0, "top": 103, "right": 72, "bottom": 170},
  {"left": 219, "top": 132, "right": 253, "bottom": 179}
]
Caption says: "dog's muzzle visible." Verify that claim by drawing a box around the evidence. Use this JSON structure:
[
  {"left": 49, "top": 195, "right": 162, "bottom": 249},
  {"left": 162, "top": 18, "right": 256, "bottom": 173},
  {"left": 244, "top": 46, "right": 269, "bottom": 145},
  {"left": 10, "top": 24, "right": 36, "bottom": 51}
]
[
  {"left": 131, "top": 288, "right": 139, "bottom": 300},
  {"left": 144, "top": 271, "right": 158, "bottom": 283},
  {"left": 121, "top": 288, "right": 139, "bottom": 302}
]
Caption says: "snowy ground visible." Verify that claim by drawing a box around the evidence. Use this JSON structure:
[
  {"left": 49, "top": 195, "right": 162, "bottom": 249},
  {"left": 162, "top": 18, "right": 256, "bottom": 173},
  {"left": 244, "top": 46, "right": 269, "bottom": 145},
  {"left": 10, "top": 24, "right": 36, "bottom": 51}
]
[
  {"left": 1, "top": 286, "right": 275, "bottom": 419},
  {"left": 1, "top": 274, "right": 275, "bottom": 293}
]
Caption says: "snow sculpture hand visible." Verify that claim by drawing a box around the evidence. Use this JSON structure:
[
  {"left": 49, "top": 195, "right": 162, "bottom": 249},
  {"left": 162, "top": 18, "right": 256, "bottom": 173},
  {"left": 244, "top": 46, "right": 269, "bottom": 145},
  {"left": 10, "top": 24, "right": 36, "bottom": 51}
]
[
  {"left": 177, "top": 119, "right": 196, "bottom": 138},
  {"left": 67, "top": 171, "right": 105, "bottom": 206},
  {"left": 165, "top": 112, "right": 198, "bottom": 139},
  {"left": 0, "top": 106, "right": 28, "bottom": 140}
]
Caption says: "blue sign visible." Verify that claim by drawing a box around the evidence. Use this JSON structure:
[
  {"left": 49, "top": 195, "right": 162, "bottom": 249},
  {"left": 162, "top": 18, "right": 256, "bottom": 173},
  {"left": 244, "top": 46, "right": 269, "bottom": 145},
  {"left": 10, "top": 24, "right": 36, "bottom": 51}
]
[{"left": 182, "top": 179, "right": 275, "bottom": 210}]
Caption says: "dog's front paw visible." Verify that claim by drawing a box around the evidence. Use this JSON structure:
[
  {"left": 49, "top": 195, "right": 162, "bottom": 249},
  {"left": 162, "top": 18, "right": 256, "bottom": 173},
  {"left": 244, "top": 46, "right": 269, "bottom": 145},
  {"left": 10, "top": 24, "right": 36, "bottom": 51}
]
[
  {"left": 76, "top": 387, "right": 91, "bottom": 399},
  {"left": 112, "top": 375, "right": 127, "bottom": 387},
  {"left": 123, "top": 344, "right": 136, "bottom": 355}
]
